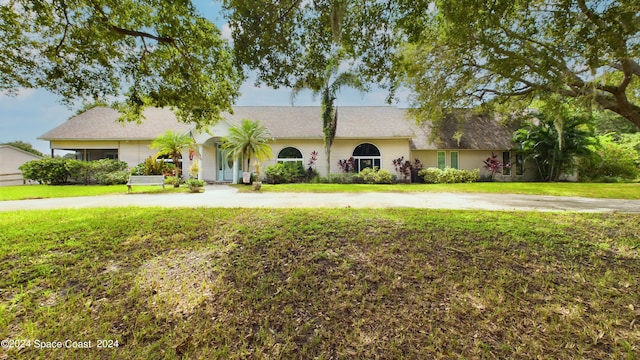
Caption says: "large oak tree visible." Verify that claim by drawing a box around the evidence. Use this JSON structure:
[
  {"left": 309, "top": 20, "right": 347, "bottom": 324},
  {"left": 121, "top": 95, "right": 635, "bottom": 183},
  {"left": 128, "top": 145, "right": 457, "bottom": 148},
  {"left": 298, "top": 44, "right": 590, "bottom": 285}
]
[
  {"left": 0, "top": 0, "right": 242, "bottom": 127},
  {"left": 400, "top": 0, "right": 640, "bottom": 130}
]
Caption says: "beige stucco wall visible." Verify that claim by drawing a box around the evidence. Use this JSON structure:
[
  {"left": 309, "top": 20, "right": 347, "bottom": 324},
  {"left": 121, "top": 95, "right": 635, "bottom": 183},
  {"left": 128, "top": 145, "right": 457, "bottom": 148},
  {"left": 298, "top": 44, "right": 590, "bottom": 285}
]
[
  {"left": 261, "top": 138, "right": 412, "bottom": 177},
  {"left": 0, "top": 147, "right": 41, "bottom": 185},
  {"left": 412, "top": 149, "right": 540, "bottom": 181},
  {"left": 119, "top": 141, "right": 156, "bottom": 167},
  {"left": 261, "top": 139, "right": 324, "bottom": 174}
]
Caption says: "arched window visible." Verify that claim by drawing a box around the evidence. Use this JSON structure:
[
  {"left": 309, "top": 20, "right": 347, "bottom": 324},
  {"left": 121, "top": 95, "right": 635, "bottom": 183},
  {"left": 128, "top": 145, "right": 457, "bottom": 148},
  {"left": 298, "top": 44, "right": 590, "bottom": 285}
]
[
  {"left": 352, "top": 143, "right": 381, "bottom": 172},
  {"left": 277, "top": 147, "right": 303, "bottom": 164}
]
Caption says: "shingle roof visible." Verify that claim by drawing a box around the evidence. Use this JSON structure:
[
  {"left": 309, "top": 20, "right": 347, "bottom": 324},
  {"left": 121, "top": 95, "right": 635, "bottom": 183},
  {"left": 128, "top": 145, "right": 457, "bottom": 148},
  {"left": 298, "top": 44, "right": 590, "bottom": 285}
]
[
  {"left": 40, "top": 106, "right": 414, "bottom": 141},
  {"left": 39, "top": 107, "right": 193, "bottom": 141},
  {"left": 410, "top": 113, "right": 520, "bottom": 150},
  {"left": 39, "top": 106, "right": 517, "bottom": 150},
  {"left": 225, "top": 106, "right": 414, "bottom": 139},
  {"left": 0, "top": 145, "right": 43, "bottom": 159}
]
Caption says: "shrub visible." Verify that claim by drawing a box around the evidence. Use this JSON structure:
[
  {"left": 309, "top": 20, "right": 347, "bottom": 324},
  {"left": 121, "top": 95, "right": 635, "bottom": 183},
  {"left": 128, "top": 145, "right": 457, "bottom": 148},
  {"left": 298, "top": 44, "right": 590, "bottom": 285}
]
[
  {"left": 20, "top": 158, "right": 130, "bottom": 185},
  {"left": 132, "top": 157, "right": 174, "bottom": 176},
  {"left": 392, "top": 157, "right": 423, "bottom": 182},
  {"left": 20, "top": 158, "right": 75, "bottom": 185},
  {"left": 418, "top": 167, "right": 479, "bottom": 184},
  {"left": 578, "top": 135, "right": 639, "bottom": 182},
  {"left": 164, "top": 176, "right": 182, "bottom": 186},
  {"left": 357, "top": 167, "right": 395, "bottom": 184},
  {"left": 265, "top": 162, "right": 306, "bottom": 184},
  {"left": 95, "top": 170, "right": 130, "bottom": 185}
]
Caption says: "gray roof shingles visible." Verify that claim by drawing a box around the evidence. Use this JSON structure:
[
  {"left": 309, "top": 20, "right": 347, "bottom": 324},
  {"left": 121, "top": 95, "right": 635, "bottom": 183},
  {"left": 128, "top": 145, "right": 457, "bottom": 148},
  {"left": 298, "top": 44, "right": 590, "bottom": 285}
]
[
  {"left": 40, "top": 106, "right": 518, "bottom": 150},
  {"left": 39, "top": 107, "right": 193, "bottom": 141}
]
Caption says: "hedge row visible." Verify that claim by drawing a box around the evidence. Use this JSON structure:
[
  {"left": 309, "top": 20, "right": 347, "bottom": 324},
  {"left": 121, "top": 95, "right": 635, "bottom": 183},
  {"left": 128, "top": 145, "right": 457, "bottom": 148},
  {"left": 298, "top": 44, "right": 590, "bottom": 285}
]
[
  {"left": 19, "top": 158, "right": 129, "bottom": 185},
  {"left": 418, "top": 168, "right": 480, "bottom": 184}
]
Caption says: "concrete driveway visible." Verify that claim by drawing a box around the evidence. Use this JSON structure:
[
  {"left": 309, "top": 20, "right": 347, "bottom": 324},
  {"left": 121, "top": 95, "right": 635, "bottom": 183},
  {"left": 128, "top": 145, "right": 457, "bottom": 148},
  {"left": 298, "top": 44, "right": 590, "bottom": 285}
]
[{"left": 1, "top": 185, "right": 639, "bottom": 212}]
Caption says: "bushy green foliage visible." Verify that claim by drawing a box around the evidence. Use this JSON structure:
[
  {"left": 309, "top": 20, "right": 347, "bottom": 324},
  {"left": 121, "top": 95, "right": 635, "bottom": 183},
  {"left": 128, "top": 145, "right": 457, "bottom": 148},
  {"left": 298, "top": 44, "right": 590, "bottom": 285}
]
[
  {"left": 419, "top": 168, "right": 480, "bottom": 184},
  {"left": 265, "top": 162, "right": 306, "bottom": 184},
  {"left": 20, "top": 158, "right": 129, "bottom": 185},
  {"left": 513, "top": 105, "right": 596, "bottom": 182},
  {"left": 320, "top": 173, "right": 358, "bottom": 184},
  {"left": 95, "top": 170, "right": 130, "bottom": 185},
  {"left": 164, "top": 176, "right": 183, "bottom": 186},
  {"left": 19, "top": 158, "right": 73, "bottom": 185},
  {"left": 578, "top": 135, "right": 640, "bottom": 182},
  {"left": 132, "top": 157, "right": 175, "bottom": 176},
  {"left": 356, "top": 167, "right": 394, "bottom": 184}
]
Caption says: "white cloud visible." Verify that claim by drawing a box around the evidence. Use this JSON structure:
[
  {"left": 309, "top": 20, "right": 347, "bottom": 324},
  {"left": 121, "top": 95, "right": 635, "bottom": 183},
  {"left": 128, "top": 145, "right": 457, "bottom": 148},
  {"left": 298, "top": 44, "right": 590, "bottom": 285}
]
[
  {"left": 0, "top": 88, "right": 36, "bottom": 102},
  {"left": 221, "top": 23, "right": 233, "bottom": 42}
]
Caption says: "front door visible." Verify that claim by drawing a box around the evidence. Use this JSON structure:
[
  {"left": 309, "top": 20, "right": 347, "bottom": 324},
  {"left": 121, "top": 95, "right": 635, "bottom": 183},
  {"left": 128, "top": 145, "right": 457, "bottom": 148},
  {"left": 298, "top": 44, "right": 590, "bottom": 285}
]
[{"left": 217, "top": 144, "right": 234, "bottom": 181}]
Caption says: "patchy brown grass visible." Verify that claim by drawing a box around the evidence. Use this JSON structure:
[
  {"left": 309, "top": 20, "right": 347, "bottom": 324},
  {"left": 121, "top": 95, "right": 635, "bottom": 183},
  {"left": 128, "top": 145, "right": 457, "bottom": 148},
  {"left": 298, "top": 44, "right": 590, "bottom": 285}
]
[{"left": 0, "top": 208, "right": 638, "bottom": 359}]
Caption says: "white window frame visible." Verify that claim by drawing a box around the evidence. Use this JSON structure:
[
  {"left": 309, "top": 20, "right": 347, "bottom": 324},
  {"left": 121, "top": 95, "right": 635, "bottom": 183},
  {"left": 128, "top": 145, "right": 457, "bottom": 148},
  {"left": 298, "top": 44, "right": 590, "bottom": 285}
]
[{"left": 277, "top": 147, "right": 304, "bottom": 164}]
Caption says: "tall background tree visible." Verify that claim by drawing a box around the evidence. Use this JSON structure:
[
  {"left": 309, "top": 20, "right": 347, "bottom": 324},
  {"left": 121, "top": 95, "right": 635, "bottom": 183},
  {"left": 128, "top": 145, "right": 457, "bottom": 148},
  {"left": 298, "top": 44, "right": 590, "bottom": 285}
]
[
  {"left": 291, "top": 59, "right": 367, "bottom": 175},
  {"left": 400, "top": 0, "right": 640, "bottom": 130},
  {"left": 0, "top": 0, "right": 242, "bottom": 127},
  {"left": 222, "top": 0, "right": 398, "bottom": 174}
]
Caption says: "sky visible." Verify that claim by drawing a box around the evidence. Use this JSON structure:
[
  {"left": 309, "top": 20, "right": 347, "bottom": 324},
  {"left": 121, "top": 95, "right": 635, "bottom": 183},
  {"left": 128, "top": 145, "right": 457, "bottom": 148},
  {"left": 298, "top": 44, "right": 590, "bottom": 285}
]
[{"left": 0, "top": 0, "right": 408, "bottom": 155}]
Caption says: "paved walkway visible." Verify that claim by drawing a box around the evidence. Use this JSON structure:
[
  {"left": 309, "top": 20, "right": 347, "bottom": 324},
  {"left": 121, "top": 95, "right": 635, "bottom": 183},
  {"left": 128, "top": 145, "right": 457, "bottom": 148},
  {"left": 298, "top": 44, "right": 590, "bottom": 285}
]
[{"left": 1, "top": 185, "right": 639, "bottom": 212}]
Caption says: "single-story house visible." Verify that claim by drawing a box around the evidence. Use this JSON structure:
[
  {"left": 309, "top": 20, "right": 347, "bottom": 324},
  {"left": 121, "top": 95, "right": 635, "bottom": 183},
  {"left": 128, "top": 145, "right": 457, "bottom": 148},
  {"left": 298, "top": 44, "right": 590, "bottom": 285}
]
[
  {"left": 39, "top": 106, "right": 535, "bottom": 182},
  {"left": 0, "top": 145, "right": 42, "bottom": 186}
]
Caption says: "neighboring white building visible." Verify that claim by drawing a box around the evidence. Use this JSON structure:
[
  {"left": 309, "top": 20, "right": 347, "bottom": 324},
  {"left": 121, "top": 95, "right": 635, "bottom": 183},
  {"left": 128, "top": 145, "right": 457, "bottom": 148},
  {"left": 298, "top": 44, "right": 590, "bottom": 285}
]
[
  {"left": 0, "top": 145, "right": 42, "bottom": 186},
  {"left": 40, "top": 106, "right": 534, "bottom": 183}
]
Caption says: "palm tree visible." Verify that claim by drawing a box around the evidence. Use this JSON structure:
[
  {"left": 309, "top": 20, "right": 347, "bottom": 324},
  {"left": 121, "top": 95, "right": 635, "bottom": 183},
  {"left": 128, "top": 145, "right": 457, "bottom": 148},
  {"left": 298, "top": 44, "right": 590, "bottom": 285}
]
[
  {"left": 292, "top": 60, "right": 366, "bottom": 176},
  {"left": 150, "top": 130, "right": 196, "bottom": 179},
  {"left": 222, "top": 119, "right": 273, "bottom": 176},
  {"left": 514, "top": 111, "right": 596, "bottom": 181}
]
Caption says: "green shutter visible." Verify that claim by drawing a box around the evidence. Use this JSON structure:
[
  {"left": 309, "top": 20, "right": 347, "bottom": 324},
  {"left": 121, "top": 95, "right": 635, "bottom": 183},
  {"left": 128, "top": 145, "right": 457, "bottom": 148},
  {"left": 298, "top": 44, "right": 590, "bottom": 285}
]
[
  {"left": 437, "top": 151, "right": 446, "bottom": 170},
  {"left": 450, "top": 152, "right": 459, "bottom": 169}
]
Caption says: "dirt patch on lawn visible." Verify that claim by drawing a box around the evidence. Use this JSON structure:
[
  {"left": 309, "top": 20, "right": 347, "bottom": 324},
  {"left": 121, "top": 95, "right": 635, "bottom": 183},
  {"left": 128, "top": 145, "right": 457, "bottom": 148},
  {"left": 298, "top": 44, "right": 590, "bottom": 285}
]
[{"left": 136, "top": 249, "right": 225, "bottom": 319}]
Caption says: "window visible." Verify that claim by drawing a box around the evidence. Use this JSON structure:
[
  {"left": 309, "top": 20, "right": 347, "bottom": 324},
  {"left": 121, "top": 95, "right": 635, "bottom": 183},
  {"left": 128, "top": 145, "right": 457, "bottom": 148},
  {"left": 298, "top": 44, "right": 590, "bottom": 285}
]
[
  {"left": 277, "top": 147, "right": 303, "bottom": 164},
  {"left": 104, "top": 151, "right": 118, "bottom": 160},
  {"left": 450, "top": 151, "right": 459, "bottom": 170},
  {"left": 515, "top": 153, "right": 524, "bottom": 176},
  {"left": 437, "top": 151, "right": 446, "bottom": 170},
  {"left": 502, "top": 151, "right": 511, "bottom": 176},
  {"left": 352, "top": 143, "right": 381, "bottom": 172}
]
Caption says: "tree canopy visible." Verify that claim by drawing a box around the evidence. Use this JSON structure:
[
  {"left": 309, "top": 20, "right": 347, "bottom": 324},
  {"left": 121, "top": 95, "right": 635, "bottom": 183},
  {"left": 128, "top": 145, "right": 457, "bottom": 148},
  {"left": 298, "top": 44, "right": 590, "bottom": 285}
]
[
  {"left": 0, "top": 0, "right": 242, "bottom": 127},
  {"left": 221, "top": 0, "right": 400, "bottom": 93},
  {"left": 400, "top": 0, "right": 640, "bottom": 130}
]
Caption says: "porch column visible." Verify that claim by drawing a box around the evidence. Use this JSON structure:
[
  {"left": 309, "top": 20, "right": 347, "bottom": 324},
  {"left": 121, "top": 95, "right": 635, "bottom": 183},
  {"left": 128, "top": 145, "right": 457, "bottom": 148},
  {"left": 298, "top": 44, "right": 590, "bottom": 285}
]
[
  {"left": 232, "top": 159, "right": 238, "bottom": 184},
  {"left": 198, "top": 145, "right": 204, "bottom": 180}
]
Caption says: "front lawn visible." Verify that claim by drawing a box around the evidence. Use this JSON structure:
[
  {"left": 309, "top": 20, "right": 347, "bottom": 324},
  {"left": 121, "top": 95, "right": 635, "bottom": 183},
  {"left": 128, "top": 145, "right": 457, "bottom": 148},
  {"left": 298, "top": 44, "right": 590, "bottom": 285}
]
[
  {"left": 0, "top": 184, "right": 187, "bottom": 201},
  {"left": 1, "top": 208, "right": 638, "bottom": 358},
  {"left": 236, "top": 182, "right": 640, "bottom": 199}
]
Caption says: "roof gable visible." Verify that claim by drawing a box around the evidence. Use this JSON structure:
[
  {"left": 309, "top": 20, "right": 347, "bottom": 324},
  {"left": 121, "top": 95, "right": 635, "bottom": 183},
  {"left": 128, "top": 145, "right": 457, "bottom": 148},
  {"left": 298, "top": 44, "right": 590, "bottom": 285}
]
[{"left": 0, "top": 145, "right": 43, "bottom": 159}]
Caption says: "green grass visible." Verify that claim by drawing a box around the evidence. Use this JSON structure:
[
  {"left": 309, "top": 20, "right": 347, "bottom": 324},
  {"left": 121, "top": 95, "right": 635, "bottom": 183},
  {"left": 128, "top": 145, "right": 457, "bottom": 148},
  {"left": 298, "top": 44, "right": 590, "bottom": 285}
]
[
  {"left": 1, "top": 208, "right": 638, "bottom": 358},
  {"left": 3, "top": 182, "right": 639, "bottom": 201},
  {"left": 0, "top": 184, "right": 187, "bottom": 201},
  {"left": 235, "top": 182, "right": 640, "bottom": 199}
]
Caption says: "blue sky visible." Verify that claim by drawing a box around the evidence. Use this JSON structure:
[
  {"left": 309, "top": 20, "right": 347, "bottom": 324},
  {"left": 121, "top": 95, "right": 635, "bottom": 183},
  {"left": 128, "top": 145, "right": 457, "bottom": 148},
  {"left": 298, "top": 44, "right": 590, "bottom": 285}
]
[{"left": 0, "top": 0, "right": 408, "bottom": 155}]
